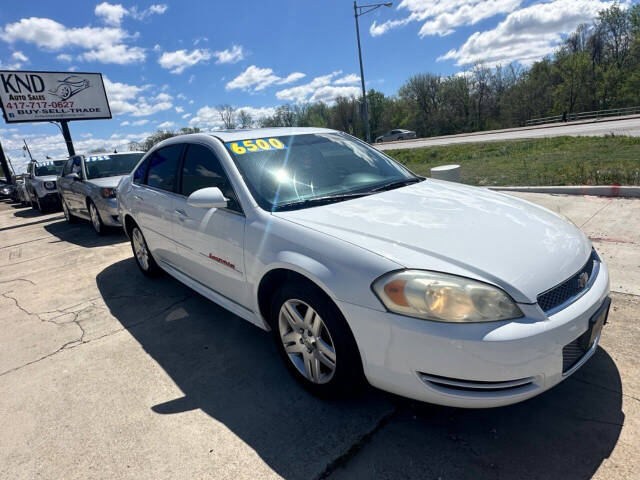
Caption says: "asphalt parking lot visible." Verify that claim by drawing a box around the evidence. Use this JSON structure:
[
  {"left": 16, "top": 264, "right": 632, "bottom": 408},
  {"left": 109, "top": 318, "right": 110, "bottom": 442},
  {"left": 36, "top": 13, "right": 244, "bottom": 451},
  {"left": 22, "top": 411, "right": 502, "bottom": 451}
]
[{"left": 1, "top": 192, "right": 639, "bottom": 480}]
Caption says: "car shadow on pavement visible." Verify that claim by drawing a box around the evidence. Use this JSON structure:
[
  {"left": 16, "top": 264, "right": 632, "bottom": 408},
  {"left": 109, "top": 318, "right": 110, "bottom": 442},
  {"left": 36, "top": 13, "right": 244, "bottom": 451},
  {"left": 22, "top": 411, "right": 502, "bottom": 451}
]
[
  {"left": 96, "top": 258, "right": 623, "bottom": 480},
  {"left": 12, "top": 206, "right": 54, "bottom": 218},
  {"left": 44, "top": 220, "right": 128, "bottom": 248}
]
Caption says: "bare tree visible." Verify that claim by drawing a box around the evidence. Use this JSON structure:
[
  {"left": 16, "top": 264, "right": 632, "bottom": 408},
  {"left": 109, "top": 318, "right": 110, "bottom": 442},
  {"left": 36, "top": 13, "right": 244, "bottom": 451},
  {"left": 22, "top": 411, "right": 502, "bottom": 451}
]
[
  {"left": 216, "top": 104, "right": 236, "bottom": 129},
  {"left": 237, "top": 109, "right": 253, "bottom": 128}
]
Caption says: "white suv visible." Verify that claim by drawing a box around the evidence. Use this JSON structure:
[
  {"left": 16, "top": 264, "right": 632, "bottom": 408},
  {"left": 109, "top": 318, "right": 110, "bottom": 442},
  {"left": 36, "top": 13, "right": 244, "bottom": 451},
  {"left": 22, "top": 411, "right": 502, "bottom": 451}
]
[{"left": 117, "top": 128, "right": 610, "bottom": 407}]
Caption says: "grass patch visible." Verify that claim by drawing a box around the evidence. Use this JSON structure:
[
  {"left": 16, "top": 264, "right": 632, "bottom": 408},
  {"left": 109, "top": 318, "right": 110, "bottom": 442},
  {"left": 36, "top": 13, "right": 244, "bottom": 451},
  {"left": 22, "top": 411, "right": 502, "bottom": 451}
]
[{"left": 386, "top": 136, "right": 640, "bottom": 186}]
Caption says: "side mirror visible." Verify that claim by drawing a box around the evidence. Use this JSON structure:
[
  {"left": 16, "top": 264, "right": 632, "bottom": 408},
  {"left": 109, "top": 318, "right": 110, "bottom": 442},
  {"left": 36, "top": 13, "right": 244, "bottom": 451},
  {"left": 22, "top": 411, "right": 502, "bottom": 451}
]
[
  {"left": 69, "top": 173, "right": 81, "bottom": 181},
  {"left": 187, "top": 187, "right": 228, "bottom": 209}
]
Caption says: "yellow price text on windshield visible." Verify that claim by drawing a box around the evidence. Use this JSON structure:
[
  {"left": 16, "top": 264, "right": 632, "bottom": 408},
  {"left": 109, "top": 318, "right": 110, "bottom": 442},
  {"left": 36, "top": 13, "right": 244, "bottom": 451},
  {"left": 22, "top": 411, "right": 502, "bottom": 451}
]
[{"left": 227, "top": 138, "right": 286, "bottom": 155}]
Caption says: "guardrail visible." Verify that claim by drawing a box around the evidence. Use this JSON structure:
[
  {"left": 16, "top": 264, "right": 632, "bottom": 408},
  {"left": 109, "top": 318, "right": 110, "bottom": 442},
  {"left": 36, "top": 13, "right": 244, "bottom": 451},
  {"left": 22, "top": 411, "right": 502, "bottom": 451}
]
[{"left": 525, "top": 106, "right": 640, "bottom": 126}]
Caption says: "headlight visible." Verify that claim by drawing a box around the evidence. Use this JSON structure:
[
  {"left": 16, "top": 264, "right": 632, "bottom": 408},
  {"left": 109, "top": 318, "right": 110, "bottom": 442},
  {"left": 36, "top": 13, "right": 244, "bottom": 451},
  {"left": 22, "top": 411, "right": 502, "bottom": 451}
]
[
  {"left": 372, "top": 270, "right": 523, "bottom": 323},
  {"left": 44, "top": 181, "right": 55, "bottom": 190},
  {"left": 101, "top": 188, "right": 116, "bottom": 198}
]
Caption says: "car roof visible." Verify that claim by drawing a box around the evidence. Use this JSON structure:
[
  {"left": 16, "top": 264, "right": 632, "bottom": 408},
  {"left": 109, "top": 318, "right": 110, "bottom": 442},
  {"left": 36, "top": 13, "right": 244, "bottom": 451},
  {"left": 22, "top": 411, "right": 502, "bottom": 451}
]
[
  {"left": 82, "top": 151, "right": 145, "bottom": 158},
  {"left": 207, "top": 127, "right": 337, "bottom": 143}
]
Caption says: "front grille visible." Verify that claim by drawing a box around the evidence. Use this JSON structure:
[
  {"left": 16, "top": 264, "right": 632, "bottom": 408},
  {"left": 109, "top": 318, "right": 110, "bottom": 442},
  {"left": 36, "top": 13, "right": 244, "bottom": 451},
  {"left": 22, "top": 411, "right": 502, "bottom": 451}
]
[
  {"left": 562, "top": 330, "right": 591, "bottom": 373},
  {"left": 418, "top": 372, "right": 535, "bottom": 393},
  {"left": 537, "top": 250, "right": 598, "bottom": 313}
]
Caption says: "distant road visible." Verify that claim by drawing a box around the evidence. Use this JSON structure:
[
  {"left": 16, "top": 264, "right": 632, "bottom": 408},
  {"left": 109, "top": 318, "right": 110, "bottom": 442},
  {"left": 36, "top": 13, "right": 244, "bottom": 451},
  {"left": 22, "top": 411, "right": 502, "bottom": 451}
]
[{"left": 375, "top": 115, "right": 640, "bottom": 151}]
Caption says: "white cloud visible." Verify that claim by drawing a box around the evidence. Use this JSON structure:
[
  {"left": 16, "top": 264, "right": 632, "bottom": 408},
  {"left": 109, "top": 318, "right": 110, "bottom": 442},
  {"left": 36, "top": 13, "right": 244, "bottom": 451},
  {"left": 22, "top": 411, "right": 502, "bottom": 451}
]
[
  {"left": 157, "top": 121, "right": 174, "bottom": 128},
  {"left": 226, "top": 65, "right": 305, "bottom": 92},
  {"left": 131, "top": 119, "right": 149, "bottom": 126},
  {"left": 158, "top": 48, "right": 211, "bottom": 73},
  {"left": 309, "top": 85, "right": 361, "bottom": 103},
  {"left": 182, "top": 113, "right": 192, "bottom": 119},
  {"left": 370, "top": 0, "right": 522, "bottom": 37},
  {"left": 103, "top": 77, "right": 173, "bottom": 117},
  {"left": 213, "top": 44, "right": 245, "bottom": 64},
  {"left": 154, "top": 92, "right": 173, "bottom": 102},
  {"left": 334, "top": 73, "right": 360, "bottom": 85},
  {"left": 439, "top": 0, "right": 614, "bottom": 66},
  {"left": 275, "top": 71, "right": 360, "bottom": 103},
  {"left": 175, "top": 106, "right": 184, "bottom": 113},
  {"left": 189, "top": 105, "right": 277, "bottom": 128},
  {"left": 56, "top": 53, "right": 72, "bottom": 62},
  {"left": 146, "top": 4, "right": 168, "bottom": 15},
  {"left": 95, "top": 2, "right": 168, "bottom": 25},
  {"left": 279, "top": 72, "right": 306, "bottom": 84},
  {"left": 82, "top": 42, "right": 145, "bottom": 64},
  {"left": 11, "top": 51, "right": 28, "bottom": 62},
  {"left": 0, "top": 16, "right": 146, "bottom": 64},
  {"left": 120, "top": 120, "right": 130, "bottom": 126},
  {"left": 95, "top": 2, "right": 128, "bottom": 26}
]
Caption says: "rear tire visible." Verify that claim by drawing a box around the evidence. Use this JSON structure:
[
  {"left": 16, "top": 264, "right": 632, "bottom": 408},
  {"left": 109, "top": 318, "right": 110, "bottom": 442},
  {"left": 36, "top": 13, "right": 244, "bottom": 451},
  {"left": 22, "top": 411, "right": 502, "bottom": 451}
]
[
  {"left": 269, "top": 283, "right": 364, "bottom": 397},
  {"left": 130, "top": 225, "right": 161, "bottom": 277},
  {"left": 62, "top": 199, "right": 77, "bottom": 223}
]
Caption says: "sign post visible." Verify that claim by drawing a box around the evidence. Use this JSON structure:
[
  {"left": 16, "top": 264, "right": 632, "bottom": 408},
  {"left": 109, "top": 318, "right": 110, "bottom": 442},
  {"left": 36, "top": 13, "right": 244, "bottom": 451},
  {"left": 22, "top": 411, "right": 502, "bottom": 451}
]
[
  {"left": 0, "top": 70, "right": 111, "bottom": 159},
  {"left": 60, "top": 120, "right": 75, "bottom": 156}
]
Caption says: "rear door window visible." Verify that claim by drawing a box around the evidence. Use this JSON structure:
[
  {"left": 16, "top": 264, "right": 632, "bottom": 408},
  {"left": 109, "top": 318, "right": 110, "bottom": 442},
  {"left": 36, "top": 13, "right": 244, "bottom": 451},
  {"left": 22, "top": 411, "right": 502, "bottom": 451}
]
[{"left": 145, "top": 144, "right": 184, "bottom": 192}]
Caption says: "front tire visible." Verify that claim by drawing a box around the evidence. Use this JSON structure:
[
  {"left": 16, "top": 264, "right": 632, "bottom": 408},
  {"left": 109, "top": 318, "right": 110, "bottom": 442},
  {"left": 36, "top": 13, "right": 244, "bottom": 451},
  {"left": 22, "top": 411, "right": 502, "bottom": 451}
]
[
  {"left": 130, "top": 225, "right": 161, "bottom": 277},
  {"left": 270, "top": 283, "right": 364, "bottom": 397},
  {"left": 88, "top": 201, "right": 106, "bottom": 235}
]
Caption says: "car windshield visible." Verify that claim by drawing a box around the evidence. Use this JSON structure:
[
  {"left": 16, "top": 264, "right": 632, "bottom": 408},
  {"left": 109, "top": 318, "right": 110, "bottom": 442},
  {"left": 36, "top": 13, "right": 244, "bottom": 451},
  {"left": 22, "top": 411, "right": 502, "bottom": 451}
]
[
  {"left": 84, "top": 153, "right": 144, "bottom": 179},
  {"left": 225, "top": 132, "right": 420, "bottom": 211},
  {"left": 35, "top": 161, "right": 65, "bottom": 176}
]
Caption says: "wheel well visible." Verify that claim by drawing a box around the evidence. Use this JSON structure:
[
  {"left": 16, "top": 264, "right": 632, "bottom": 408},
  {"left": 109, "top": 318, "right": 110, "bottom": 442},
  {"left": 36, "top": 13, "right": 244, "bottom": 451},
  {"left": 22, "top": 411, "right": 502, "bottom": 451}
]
[
  {"left": 123, "top": 214, "right": 136, "bottom": 238},
  {"left": 257, "top": 269, "right": 332, "bottom": 327}
]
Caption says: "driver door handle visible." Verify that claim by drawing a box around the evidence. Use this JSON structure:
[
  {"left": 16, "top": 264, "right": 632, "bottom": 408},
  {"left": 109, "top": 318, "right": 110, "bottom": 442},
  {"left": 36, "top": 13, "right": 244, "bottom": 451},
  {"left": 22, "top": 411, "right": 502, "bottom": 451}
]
[{"left": 174, "top": 208, "right": 188, "bottom": 218}]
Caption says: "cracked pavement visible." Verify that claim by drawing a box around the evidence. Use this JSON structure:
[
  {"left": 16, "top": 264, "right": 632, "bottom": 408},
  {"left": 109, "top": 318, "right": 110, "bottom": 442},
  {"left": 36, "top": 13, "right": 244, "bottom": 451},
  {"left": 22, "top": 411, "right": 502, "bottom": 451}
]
[{"left": 0, "top": 193, "right": 638, "bottom": 479}]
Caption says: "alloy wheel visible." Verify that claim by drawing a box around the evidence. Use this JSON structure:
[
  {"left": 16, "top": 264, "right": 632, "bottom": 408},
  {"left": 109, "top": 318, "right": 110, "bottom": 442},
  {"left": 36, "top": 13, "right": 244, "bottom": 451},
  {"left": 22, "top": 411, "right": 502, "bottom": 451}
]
[
  {"left": 132, "top": 228, "right": 150, "bottom": 271},
  {"left": 89, "top": 203, "right": 101, "bottom": 232},
  {"left": 278, "top": 299, "right": 337, "bottom": 384}
]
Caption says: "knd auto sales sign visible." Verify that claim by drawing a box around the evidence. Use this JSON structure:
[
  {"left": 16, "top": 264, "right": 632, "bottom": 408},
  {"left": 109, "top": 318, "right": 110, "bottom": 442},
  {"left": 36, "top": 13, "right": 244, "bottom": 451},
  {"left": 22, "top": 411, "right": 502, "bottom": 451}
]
[{"left": 0, "top": 70, "right": 112, "bottom": 123}]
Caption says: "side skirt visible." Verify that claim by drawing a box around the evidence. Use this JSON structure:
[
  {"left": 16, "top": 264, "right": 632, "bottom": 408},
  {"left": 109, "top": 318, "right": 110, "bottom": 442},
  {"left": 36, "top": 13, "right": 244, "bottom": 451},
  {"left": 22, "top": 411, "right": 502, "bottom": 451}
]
[{"left": 158, "top": 260, "right": 267, "bottom": 330}]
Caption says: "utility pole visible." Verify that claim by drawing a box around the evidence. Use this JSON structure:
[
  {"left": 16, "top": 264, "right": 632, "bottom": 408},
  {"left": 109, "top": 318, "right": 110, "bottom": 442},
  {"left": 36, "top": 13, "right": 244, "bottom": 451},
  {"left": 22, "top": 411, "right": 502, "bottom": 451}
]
[
  {"left": 353, "top": 1, "right": 392, "bottom": 143},
  {"left": 0, "top": 139, "right": 12, "bottom": 183}
]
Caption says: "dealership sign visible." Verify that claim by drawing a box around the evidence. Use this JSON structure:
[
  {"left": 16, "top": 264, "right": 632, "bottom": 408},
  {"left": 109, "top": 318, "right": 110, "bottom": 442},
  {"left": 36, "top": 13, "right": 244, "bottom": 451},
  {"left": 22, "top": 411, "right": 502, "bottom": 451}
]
[{"left": 0, "top": 70, "right": 112, "bottom": 123}]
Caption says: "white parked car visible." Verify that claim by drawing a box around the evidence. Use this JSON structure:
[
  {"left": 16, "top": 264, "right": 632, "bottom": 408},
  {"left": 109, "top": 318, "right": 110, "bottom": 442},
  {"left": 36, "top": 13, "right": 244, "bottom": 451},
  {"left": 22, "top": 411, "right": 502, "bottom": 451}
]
[{"left": 117, "top": 128, "right": 610, "bottom": 408}]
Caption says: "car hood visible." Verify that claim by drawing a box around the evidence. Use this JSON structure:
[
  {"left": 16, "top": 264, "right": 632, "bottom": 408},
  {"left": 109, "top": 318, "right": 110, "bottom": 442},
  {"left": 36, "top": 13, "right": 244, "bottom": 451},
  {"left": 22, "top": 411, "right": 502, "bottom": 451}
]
[
  {"left": 274, "top": 180, "right": 592, "bottom": 303},
  {"left": 35, "top": 175, "right": 58, "bottom": 182},
  {"left": 85, "top": 175, "right": 126, "bottom": 188}
]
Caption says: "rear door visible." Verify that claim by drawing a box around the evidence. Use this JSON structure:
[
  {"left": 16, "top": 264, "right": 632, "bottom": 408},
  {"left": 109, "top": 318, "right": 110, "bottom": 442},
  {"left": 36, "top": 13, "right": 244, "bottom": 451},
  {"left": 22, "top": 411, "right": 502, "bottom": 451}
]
[
  {"left": 171, "top": 143, "right": 248, "bottom": 306},
  {"left": 131, "top": 144, "right": 184, "bottom": 266}
]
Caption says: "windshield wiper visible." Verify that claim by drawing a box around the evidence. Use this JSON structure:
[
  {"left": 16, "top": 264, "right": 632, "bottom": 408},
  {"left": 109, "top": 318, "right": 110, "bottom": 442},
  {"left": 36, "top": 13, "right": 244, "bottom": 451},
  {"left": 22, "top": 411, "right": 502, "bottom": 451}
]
[
  {"left": 368, "top": 177, "right": 424, "bottom": 193},
  {"left": 273, "top": 192, "right": 370, "bottom": 211}
]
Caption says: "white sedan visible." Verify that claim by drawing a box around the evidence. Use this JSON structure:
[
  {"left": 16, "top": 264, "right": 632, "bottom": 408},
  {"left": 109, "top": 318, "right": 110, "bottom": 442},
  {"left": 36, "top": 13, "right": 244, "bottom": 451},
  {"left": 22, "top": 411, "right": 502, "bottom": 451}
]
[{"left": 116, "top": 127, "right": 610, "bottom": 408}]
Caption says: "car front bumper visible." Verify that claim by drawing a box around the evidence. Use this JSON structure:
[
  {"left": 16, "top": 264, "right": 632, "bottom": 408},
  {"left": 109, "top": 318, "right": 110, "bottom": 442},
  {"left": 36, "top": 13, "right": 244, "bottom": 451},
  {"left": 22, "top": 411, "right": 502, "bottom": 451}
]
[
  {"left": 340, "top": 261, "right": 610, "bottom": 408},
  {"left": 95, "top": 197, "right": 122, "bottom": 227},
  {"left": 38, "top": 192, "right": 61, "bottom": 208}
]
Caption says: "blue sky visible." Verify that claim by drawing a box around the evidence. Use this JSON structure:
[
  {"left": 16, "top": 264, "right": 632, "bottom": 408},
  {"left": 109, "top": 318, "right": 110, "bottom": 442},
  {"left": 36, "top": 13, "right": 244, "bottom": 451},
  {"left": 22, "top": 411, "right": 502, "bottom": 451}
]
[{"left": 0, "top": 0, "right": 619, "bottom": 171}]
